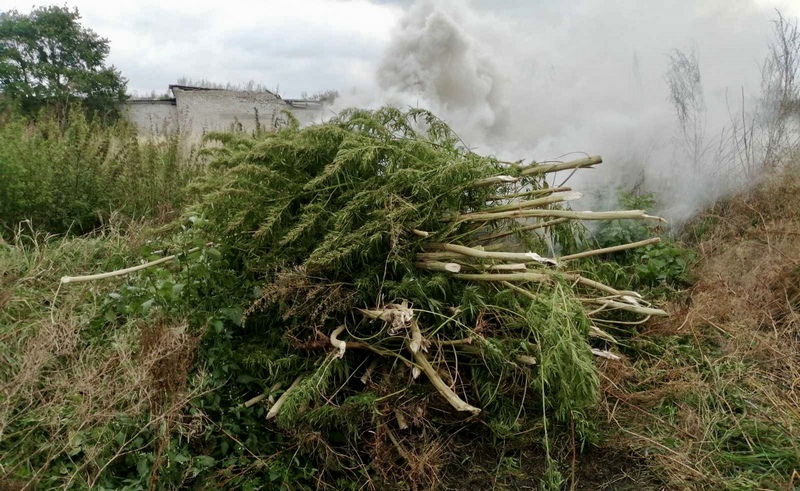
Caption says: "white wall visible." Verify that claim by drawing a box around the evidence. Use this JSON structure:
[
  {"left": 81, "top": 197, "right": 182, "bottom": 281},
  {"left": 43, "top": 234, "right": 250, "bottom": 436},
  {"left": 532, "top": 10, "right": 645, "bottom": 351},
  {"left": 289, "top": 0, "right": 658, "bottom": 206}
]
[
  {"left": 123, "top": 89, "right": 326, "bottom": 139},
  {"left": 122, "top": 100, "right": 178, "bottom": 136},
  {"left": 174, "top": 88, "right": 283, "bottom": 136}
]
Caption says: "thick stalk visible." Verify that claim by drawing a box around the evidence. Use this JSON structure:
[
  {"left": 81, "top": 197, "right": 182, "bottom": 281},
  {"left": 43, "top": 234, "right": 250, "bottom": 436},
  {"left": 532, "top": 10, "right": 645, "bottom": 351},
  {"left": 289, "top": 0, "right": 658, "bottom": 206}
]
[
  {"left": 586, "top": 299, "right": 668, "bottom": 316},
  {"left": 410, "top": 346, "right": 481, "bottom": 414},
  {"left": 427, "top": 243, "right": 556, "bottom": 265},
  {"left": 329, "top": 325, "right": 347, "bottom": 358},
  {"left": 60, "top": 246, "right": 204, "bottom": 284},
  {"left": 267, "top": 376, "right": 304, "bottom": 420},
  {"left": 477, "top": 218, "right": 570, "bottom": 242},
  {"left": 409, "top": 321, "right": 425, "bottom": 354},
  {"left": 558, "top": 273, "right": 640, "bottom": 298},
  {"left": 243, "top": 394, "right": 266, "bottom": 408},
  {"left": 559, "top": 237, "right": 661, "bottom": 261},
  {"left": 455, "top": 272, "right": 550, "bottom": 283},
  {"left": 470, "top": 174, "right": 519, "bottom": 188},
  {"left": 488, "top": 186, "right": 572, "bottom": 201},
  {"left": 415, "top": 261, "right": 462, "bottom": 273},
  {"left": 466, "top": 191, "right": 582, "bottom": 215},
  {"left": 469, "top": 156, "right": 603, "bottom": 188},
  {"left": 518, "top": 155, "right": 602, "bottom": 176},
  {"left": 454, "top": 209, "right": 665, "bottom": 223}
]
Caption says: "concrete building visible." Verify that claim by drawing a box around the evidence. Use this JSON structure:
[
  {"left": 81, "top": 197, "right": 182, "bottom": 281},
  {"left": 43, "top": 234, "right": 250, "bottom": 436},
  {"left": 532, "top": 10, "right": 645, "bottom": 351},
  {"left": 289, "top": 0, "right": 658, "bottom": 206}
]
[{"left": 122, "top": 85, "right": 326, "bottom": 138}]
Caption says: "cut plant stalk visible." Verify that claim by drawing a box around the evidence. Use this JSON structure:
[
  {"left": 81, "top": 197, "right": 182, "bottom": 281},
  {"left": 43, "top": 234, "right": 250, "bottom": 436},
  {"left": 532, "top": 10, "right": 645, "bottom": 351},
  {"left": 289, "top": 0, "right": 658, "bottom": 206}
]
[
  {"left": 464, "top": 191, "right": 583, "bottom": 215},
  {"left": 329, "top": 325, "right": 347, "bottom": 358},
  {"left": 488, "top": 186, "right": 572, "bottom": 201},
  {"left": 453, "top": 208, "right": 665, "bottom": 223},
  {"left": 455, "top": 272, "right": 550, "bottom": 283},
  {"left": 559, "top": 237, "right": 661, "bottom": 261},
  {"left": 517, "top": 155, "right": 602, "bottom": 176},
  {"left": 267, "top": 376, "right": 304, "bottom": 420},
  {"left": 425, "top": 243, "right": 557, "bottom": 265},
  {"left": 585, "top": 299, "right": 668, "bottom": 316},
  {"left": 409, "top": 343, "right": 481, "bottom": 414},
  {"left": 60, "top": 245, "right": 207, "bottom": 284},
  {"left": 476, "top": 218, "right": 570, "bottom": 242},
  {"left": 414, "top": 261, "right": 462, "bottom": 273}
]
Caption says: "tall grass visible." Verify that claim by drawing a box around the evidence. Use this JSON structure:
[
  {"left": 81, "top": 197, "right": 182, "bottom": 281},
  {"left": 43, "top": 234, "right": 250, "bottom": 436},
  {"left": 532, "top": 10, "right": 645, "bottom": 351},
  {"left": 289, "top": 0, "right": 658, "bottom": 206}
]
[{"left": 0, "top": 107, "right": 202, "bottom": 238}]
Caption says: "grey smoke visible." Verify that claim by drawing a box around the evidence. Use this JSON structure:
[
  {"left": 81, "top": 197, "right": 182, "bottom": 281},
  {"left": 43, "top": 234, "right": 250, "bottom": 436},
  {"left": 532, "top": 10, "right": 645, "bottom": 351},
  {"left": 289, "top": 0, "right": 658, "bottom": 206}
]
[
  {"left": 340, "top": 0, "right": 797, "bottom": 223},
  {"left": 376, "top": 0, "right": 510, "bottom": 137}
]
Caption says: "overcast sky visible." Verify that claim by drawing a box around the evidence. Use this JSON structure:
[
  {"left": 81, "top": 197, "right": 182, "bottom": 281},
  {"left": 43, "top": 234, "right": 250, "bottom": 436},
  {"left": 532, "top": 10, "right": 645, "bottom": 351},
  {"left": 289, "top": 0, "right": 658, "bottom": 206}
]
[{"left": 4, "top": 0, "right": 795, "bottom": 98}]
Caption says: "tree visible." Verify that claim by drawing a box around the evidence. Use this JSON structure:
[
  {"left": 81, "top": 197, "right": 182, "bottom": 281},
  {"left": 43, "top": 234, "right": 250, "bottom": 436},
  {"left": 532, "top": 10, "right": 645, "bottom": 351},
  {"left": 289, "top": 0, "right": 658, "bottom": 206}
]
[{"left": 0, "top": 5, "right": 127, "bottom": 117}]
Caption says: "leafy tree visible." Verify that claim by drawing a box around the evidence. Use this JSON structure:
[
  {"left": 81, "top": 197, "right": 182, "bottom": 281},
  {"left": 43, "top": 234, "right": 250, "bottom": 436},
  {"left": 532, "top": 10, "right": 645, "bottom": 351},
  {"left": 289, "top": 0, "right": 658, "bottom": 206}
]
[{"left": 0, "top": 5, "right": 127, "bottom": 117}]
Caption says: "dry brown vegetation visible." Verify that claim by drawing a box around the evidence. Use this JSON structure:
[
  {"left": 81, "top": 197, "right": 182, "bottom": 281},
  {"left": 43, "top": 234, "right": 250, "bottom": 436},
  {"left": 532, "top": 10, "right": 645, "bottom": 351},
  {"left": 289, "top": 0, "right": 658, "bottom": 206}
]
[
  {"left": 0, "top": 224, "right": 206, "bottom": 490},
  {"left": 598, "top": 163, "right": 800, "bottom": 490}
]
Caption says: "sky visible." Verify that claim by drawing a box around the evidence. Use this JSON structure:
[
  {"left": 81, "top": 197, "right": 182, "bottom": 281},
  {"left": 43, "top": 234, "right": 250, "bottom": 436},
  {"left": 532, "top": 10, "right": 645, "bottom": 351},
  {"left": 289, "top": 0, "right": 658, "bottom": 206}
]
[
  {"left": 4, "top": 0, "right": 800, "bottom": 220},
  {"left": 3, "top": 0, "right": 795, "bottom": 97}
]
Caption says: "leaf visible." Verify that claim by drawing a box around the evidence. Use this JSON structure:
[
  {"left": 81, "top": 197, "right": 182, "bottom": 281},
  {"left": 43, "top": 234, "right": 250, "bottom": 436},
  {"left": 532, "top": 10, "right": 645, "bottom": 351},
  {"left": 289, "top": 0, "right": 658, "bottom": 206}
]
[
  {"left": 172, "top": 452, "right": 190, "bottom": 464},
  {"left": 194, "top": 455, "right": 216, "bottom": 468},
  {"left": 137, "top": 457, "right": 149, "bottom": 477},
  {"left": 220, "top": 307, "right": 243, "bottom": 326},
  {"left": 141, "top": 298, "right": 155, "bottom": 314}
]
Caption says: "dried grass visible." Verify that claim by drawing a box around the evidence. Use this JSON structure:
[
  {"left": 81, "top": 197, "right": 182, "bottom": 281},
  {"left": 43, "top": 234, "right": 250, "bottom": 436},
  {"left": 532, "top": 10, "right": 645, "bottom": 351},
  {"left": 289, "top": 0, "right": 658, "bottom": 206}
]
[
  {"left": 0, "top": 224, "right": 204, "bottom": 489},
  {"left": 601, "top": 165, "right": 800, "bottom": 490}
]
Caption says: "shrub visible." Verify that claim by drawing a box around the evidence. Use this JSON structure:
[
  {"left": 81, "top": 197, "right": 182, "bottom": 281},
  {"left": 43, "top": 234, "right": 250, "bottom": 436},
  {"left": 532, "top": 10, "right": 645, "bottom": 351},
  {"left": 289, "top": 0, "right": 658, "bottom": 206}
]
[
  {"left": 0, "top": 106, "right": 201, "bottom": 237},
  {"left": 591, "top": 192, "right": 695, "bottom": 290}
]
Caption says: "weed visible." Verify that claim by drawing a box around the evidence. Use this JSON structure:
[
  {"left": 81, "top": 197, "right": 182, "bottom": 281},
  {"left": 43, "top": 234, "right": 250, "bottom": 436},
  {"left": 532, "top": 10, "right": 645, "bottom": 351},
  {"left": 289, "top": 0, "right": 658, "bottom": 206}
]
[{"left": 0, "top": 105, "right": 202, "bottom": 238}]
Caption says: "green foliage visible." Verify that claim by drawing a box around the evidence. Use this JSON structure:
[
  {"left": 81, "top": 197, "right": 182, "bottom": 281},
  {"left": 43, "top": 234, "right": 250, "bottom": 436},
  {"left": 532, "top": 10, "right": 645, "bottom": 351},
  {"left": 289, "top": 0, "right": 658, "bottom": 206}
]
[
  {"left": 0, "top": 5, "right": 127, "bottom": 117},
  {"left": 181, "top": 108, "right": 634, "bottom": 487},
  {"left": 0, "top": 219, "right": 322, "bottom": 490},
  {"left": 0, "top": 106, "right": 201, "bottom": 237},
  {"left": 0, "top": 107, "right": 668, "bottom": 489},
  {"left": 591, "top": 191, "right": 695, "bottom": 290}
]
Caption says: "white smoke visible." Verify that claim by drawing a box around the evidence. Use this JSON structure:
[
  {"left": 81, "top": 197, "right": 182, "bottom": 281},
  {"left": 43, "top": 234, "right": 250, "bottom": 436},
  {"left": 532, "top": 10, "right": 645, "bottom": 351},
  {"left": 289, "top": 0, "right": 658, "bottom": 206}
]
[
  {"left": 335, "top": 0, "right": 798, "bottom": 223},
  {"left": 376, "top": 0, "right": 510, "bottom": 137}
]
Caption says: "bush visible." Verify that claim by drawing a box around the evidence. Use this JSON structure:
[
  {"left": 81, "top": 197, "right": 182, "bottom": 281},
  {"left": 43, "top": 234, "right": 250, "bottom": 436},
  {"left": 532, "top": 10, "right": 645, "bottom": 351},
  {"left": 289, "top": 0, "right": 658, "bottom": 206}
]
[
  {"left": 0, "top": 106, "right": 201, "bottom": 238},
  {"left": 178, "top": 108, "right": 664, "bottom": 488},
  {"left": 591, "top": 192, "right": 695, "bottom": 290}
]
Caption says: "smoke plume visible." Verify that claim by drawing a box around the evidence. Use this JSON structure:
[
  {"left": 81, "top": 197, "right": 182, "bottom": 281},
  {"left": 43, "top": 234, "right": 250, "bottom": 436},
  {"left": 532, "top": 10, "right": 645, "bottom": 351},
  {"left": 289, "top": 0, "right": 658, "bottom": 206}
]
[{"left": 337, "top": 0, "right": 799, "bottom": 223}]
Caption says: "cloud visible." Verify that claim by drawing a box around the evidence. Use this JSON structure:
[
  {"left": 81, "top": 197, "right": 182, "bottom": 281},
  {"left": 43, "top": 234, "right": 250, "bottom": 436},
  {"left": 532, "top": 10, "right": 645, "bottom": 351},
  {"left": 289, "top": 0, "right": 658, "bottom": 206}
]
[{"left": 3, "top": 0, "right": 402, "bottom": 96}]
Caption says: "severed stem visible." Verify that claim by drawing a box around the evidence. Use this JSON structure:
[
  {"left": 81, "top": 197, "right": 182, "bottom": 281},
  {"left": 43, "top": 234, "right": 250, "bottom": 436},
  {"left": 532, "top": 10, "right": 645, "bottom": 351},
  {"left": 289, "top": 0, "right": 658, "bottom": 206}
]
[
  {"left": 415, "top": 261, "right": 462, "bottom": 273},
  {"left": 426, "top": 243, "right": 556, "bottom": 265},
  {"left": 585, "top": 299, "right": 668, "bottom": 317},
  {"left": 329, "top": 325, "right": 347, "bottom": 358},
  {"left": 243, "top": 393, "right": 266, "bottom": 408},
  {"left": 477, "top": 218, "right": 570, "bottom": 242},
  {"left": 445, "top": 192, "right": 582, "bottom": 220},
  {"left": 409, "top": 321, "right": 425, "bottom": 354},
  {"left": 60, "top": 246, "right": 205, "bottom": 284},
  {"left": 456, "top": 272, "right": 550, "bottom": 283},
  {"left": 410, "top": 345, "right": 481, "bottom": 414},
  {"left": 469, "top": 156, "right": 603, "bottom": 188},
  {"left": 267, "top": 376, "right": 304, "bottom": 420},
  {"left": 453, "top": 209, "right": 665, "bottom": 224},
  {"left": 517, "top": 155, "right": 603, "bottom": 176},
  {"left": 559, "top": 238, "right": 661, "bottom": 261},
  {"left": 488, "top": 186, "right": 572, "bottom": 201}
]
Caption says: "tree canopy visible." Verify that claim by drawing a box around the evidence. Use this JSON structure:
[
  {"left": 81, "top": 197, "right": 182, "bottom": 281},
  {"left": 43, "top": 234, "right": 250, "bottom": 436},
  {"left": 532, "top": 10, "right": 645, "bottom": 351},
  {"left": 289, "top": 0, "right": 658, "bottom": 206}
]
[{"left": 0, "top": 5, "right": 127, "bottom": 116}]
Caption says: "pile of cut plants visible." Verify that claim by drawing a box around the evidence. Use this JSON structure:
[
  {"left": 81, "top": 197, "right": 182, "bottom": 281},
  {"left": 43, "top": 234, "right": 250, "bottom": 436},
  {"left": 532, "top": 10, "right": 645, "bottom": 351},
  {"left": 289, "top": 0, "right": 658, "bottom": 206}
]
[
  {"left": 55, "top": 107, "right": 669, "bottom": 488},
  {"left": 171, "top": 107, "right": 666, "bottom": 486}
]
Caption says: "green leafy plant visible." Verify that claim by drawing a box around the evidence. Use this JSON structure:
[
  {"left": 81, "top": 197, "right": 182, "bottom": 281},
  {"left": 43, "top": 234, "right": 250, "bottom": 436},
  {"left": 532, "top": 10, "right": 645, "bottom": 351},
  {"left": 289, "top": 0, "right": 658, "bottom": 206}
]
[
  {"left": 0, "top": 5, "right": 127, "bottom": 117},
  {"left": 591, "top": 191, "right": 695, "bottom": 289},
  {"left": 0, "top": 105, "right": 201, "bottom": 237}
]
